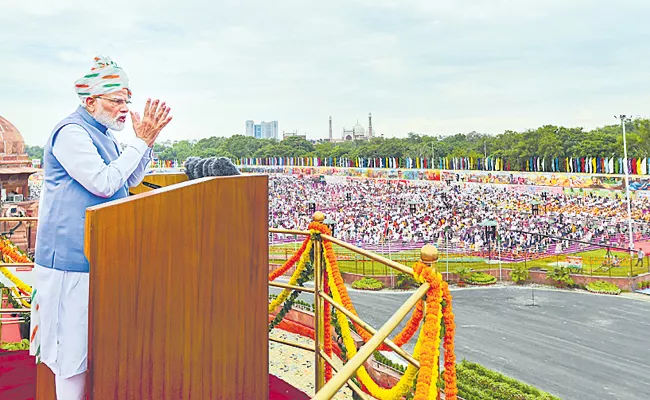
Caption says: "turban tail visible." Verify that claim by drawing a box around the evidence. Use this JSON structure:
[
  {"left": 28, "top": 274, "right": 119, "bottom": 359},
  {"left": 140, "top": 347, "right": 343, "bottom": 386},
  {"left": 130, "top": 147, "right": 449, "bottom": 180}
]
[{"left": 74, "top": 56, "right": 130, "bottom": 102}]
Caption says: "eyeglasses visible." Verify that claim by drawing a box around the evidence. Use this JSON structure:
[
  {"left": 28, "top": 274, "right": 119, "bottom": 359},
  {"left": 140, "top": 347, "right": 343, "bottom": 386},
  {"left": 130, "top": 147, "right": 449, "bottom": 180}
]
[{"left": 95, "top": 96, "right": 132, "bottom": 106}]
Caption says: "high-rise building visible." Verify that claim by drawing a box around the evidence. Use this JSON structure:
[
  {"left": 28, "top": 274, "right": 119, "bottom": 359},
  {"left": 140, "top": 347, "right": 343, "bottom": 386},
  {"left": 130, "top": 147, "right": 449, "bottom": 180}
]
[
  {"left": 245, "top": 120, "right": 254, "bottom": 137},
  {"left": 261, "top": 121, "right": 278, "bottom": 140},
  {"left": 246, "top": 120, "right": 279, "bottom": 140}
]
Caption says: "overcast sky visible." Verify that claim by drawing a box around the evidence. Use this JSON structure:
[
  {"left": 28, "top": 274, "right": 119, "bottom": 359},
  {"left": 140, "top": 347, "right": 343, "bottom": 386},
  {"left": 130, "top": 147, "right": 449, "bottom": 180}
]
[{"left": 1, "top": 0, "right": 649, "bottom": 146}]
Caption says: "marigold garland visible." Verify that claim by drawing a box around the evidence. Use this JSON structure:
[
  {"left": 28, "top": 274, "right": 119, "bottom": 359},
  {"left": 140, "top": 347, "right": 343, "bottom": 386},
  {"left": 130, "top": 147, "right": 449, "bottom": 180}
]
[
  {"left": 426, "top": 292, "right": 443, "bottom": 400},
  {"left": 326, "top": 253, "right": 421, "bottom": 400},
  {"left": 269, "top": 237, "right": 310, "bottom": 281},
  {"left": 11, "top": 286, "right": 30, "bottom": 308},
  {"left": 0, "top": 238, "right": 32, "bottom": 312},
  {"left": 0, "top": 238, "right": 31, "bottom": 263},
  {"left": 310, "top": 221, "right": 424, "bottom": 350},
  {"left": 322, "top": 264, "right": 333, "bottom": 381},
  {"left": 267, "top": 221, "right": 458, "bottom": 400},
  {"left": 268, "top": 261, "right": 314, "bottom": 331},
  {"left": 391, "top": 299, "right": 424, "bottom": 349},
  {"left": 268, "top": 240, "right": 312, "bottom": 313},
  {"left": 0, "top": 265, "right": 32, "bottom": 296},
  {"left": 411, "top": 263, "right": 442, "bottom": 400},
  {"left": 413, "top": 261, "right": 458, "bottom": 400},
  {"left": 0, "top": 238, "right": 33, "bottom": 298},
  {"left": 442, "top": 281, "right": 458, "bottom": 398}
]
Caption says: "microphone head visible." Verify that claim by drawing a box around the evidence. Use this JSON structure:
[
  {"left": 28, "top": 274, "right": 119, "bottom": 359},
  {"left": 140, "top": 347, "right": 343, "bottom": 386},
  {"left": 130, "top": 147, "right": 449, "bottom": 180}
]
[
  {"left": 202, "top": 157, "right": 216, "bottom": 178},
  {"left": 194, "top": 158, "right": 208, "bottom": 179},
  {"left": 184, "top": 157, "right": 241, "bottom": 180},
  {"left": 184, "top": 157, "right": 200, "bottom": 179},
  {"left": 209, "top": 157, "right": 241, "bottom": 176}
]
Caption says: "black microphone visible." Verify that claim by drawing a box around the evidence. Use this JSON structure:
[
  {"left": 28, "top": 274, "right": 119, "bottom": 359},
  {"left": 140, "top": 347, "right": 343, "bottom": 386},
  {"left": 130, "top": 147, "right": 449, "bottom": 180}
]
[
  {"left": 142, "top": 181, "right": 162, "bottom": 189},
  {"left": 184, "top": 157, "right": 241, "bottom": 180}
]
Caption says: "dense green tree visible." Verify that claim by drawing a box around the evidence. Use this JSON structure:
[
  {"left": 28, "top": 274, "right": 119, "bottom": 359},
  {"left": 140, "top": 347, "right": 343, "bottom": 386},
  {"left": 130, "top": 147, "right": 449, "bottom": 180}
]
[
  {"left": 25, "top": 145, "right": 44, "bottom": 161},
  {"left": 24, "top": 118, "right": 650, "bottom": 167},
  {"left": 281, "top": 136, "right": 314, "bottom": 154}
]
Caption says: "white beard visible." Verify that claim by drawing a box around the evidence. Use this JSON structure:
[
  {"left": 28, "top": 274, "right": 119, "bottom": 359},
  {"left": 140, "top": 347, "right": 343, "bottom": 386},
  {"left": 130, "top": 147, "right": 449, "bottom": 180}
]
[{"left": 93, "top": 103, "right": 126, "bottom": 131}]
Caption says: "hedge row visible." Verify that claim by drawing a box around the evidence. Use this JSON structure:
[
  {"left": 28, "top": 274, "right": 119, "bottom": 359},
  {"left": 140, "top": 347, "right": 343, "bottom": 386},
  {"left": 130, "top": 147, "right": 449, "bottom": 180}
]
[
  {"left": 352, "top": 277, "right": 384, "bottom": 290},
  {"left": 456, "top": 360, "right": 560, "bottom": 400},
  {"left": 466, "top": 272, "right": 497, "bottom": 285},
  {"left": 586, "top": 280, "right": 621, "bottom": 295}
]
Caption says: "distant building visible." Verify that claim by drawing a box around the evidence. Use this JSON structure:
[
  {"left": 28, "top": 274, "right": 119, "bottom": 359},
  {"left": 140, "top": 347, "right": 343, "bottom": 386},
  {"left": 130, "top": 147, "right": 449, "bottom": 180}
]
[
  {"left": 342, "top": 121, "right": 368, "bottom": 141},
  {"left": 261, "top": 121, "right": 278, "bottom": 139},
  {"left": 246, "top": 120, "right": 278, "bottom": 140},
  {"left": 329, "top": 113, "right": 374, "bottom": 142},
  {"left": 0, "top": 115, "right": 42, "bottom": 252},
  {"left": 283, "top": 130, "right": 307, "bottom": 140},
  {"left": 0, "top": 116, "right": 39, "bottom": 198}
]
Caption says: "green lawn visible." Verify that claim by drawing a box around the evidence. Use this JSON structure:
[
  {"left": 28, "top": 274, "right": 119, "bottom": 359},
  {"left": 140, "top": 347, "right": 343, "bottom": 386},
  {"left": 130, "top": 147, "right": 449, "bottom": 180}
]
[{"left": 270, "top": 244, "right": 650, "bottom": 278}]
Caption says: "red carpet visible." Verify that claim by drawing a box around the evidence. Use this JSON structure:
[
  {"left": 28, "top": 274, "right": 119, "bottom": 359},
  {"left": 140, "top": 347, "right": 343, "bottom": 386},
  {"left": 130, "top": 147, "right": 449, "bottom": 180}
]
[
  {"left": 0, "top": 350, "right": 35, "bottom": 400},
  {"left": 0, "top": 350, "right": 309, "bottom": 400}
]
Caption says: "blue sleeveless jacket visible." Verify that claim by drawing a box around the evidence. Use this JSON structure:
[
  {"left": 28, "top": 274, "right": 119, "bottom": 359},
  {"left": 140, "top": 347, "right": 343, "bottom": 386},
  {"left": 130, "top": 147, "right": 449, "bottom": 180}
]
[{"left": 34, "top": 106, "right": 128, "bottom": 272}]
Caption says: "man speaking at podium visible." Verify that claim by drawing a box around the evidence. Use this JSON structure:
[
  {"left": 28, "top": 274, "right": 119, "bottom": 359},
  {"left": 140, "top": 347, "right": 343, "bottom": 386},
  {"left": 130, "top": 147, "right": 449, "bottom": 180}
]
[{"left": 29, "top": 56, "right": 173, "bottom": 399}]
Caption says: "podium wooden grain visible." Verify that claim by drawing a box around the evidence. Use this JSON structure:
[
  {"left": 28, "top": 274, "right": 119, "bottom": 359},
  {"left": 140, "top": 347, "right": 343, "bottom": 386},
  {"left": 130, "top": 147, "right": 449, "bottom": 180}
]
[
  {"left": 128, "top": 172, "right": 188, "bottom": 195},
  {"left": 36, "top": 175, "right": 269, "bottom": 399},
  {"left": 35, "top": 363, "right": 56, "bottom": 400}
]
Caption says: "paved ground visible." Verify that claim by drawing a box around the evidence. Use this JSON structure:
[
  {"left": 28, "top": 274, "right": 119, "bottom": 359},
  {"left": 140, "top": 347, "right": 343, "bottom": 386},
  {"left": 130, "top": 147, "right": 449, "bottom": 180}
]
[{"left": 271, "top": 284, "right": 650, "bottom": 400}]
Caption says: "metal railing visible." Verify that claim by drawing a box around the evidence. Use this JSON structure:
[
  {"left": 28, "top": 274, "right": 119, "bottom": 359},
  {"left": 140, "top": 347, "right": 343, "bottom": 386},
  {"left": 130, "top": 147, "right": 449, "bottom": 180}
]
[
  {"left": 1, "top": 215, "right": 431, "bottom": 398},
  {"left": 271, "top": 236, "right": 650, "bottom": 279},
  {"left": 269, "top": 212, "right": 437, "bottom": 399}
]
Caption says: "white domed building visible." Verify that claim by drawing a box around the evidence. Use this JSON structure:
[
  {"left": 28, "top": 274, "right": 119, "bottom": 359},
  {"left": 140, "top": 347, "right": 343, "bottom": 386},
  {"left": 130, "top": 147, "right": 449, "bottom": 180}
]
[
  {"left": 327, "top": 113, "right": 374, "bottom": 142},
  {"left": 0, "top": 116, "right": 40, "bottom": 287},
  {"left": 342, "top": 120, "right": 370, "bottom": 141}
]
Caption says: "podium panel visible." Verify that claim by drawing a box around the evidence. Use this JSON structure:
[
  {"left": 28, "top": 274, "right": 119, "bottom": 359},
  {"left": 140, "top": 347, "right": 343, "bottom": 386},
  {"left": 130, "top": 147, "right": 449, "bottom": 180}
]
[
  {"left": 129, "top": 172, "right": 188, "bottom": 195},
  {"left": 84, "top": 175, "right": 268, "bottom": 399},
  {"left": 35, "top": 363, "right": 56, "bottom": 400}
]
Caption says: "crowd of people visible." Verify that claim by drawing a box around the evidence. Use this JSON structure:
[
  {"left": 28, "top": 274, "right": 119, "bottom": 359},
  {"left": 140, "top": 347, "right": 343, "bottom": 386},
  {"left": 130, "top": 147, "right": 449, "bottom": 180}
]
[{"left": 269, "top": 175, "right": 650, "bottom": 256}]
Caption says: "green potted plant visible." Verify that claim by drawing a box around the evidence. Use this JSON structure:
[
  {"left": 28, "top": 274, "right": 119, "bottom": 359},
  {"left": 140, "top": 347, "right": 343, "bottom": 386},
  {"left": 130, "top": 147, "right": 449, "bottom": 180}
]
[
  {"left": 396, "top": 272, "right": 418, "bottom": 290},
  {"left": 546, "top": 266, "right": 574, "bottom": 288},
  {"left": 510, "top": 264, "right": 530, "bottom": 284},
  {"left": 456, "top": 267, "right": 471, "bottom": 287}
]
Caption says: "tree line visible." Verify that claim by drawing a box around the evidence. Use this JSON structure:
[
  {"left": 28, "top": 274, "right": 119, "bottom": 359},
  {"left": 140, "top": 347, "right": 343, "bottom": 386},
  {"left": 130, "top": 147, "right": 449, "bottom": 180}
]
[{"left": 25, "top": 119, "right": 650, "bottom": 171}]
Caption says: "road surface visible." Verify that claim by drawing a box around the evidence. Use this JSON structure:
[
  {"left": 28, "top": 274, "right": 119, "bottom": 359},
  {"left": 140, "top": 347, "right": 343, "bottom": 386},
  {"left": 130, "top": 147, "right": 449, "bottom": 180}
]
[{"left": 271, "top": 284, "right": 650, "bottom": 400}]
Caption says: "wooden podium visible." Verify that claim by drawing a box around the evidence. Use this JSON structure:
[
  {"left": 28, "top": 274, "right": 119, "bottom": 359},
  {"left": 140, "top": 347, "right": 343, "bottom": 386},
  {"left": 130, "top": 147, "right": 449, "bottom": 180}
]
[{"left": 36, "top": 174, "right": 269, "bottom": 399}]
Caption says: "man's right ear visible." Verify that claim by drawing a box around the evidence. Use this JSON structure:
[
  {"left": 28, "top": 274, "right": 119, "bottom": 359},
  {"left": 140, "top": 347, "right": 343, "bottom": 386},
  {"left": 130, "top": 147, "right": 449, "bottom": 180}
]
[{"left": 85, "top": 97, "right": 96, "bottom": 113}]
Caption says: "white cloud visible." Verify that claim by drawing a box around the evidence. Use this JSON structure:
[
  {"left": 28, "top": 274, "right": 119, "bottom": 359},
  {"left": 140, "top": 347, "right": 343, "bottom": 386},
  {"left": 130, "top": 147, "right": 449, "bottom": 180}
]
[{"left": 1, "top": 0, "right": 649, "bottom": 146}]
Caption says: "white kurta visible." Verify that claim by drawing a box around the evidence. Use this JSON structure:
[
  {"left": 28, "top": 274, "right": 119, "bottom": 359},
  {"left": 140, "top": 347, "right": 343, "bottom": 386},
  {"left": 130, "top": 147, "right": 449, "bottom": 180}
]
[
  {"left": 31, "top": 264, "right": 89, "bottom": 378},
  {"left": 30, "top": 123, "right": 152, "bottom": 378}
]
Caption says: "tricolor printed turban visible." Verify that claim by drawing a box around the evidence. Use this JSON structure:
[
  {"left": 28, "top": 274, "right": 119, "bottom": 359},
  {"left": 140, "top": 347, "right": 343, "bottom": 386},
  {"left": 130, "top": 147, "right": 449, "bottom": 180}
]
[{"left": 74, "top": 56, "right": 130, "bottom": 102}]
